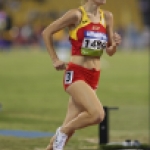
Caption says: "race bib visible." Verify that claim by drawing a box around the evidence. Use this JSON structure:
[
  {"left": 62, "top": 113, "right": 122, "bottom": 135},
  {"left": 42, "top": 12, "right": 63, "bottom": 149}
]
[
  {"left": 81, "top": 31, "right": 107, "bottom": 56},
  {"left": 64, "top": 71, "right": 74, "bottom": 84},
  {"left": 82, "top": 38, "right": 107, "bottom": 50}
]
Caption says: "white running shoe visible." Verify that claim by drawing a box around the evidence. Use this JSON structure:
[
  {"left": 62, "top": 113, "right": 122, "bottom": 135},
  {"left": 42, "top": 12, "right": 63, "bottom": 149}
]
[
  {"left": 56, "top": 127, "right": 61, "bottom": 135},
  {"left": 53, "top": 129, "right": 68, "bottom": 150}
]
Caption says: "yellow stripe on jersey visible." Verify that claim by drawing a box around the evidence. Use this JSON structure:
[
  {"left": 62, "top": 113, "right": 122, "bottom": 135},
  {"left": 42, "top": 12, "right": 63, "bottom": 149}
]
[
  {"left": 99, "top": 9, "right": 106, "bottom": 28},
  {"left": 69, "top": 6, "right": 90, "bottom": 40}
]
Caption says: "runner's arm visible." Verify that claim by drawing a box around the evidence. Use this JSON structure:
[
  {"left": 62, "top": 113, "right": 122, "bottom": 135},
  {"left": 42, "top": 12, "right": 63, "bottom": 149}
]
[
  {"left": 42, "top": 9, "right": 80, "bottom": 62},
  {"left": 105, "top": 11, "right": 117, "bottom": 56}
]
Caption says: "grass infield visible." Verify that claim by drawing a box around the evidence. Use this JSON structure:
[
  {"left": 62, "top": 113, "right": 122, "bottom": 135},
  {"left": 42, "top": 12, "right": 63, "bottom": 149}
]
[{"left": 0, "top": 49, "right": 149, "bottom": 150}]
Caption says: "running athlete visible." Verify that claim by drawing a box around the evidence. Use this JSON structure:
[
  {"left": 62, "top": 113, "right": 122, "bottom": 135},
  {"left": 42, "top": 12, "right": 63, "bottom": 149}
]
[{"left": 42, "top": 0, "right": 121, "bottom": 150}]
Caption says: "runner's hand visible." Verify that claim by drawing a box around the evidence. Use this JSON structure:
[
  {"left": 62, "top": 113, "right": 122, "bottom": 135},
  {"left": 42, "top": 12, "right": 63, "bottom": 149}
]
[
  {"left": 113, "top": 32, "right": 121, "bottom": 46},
  {"left": 53, "top": 59, "right": 67, "bottom": 71},
  {"left": 106, "top": 42, "right": 117, "bottom": 56}
]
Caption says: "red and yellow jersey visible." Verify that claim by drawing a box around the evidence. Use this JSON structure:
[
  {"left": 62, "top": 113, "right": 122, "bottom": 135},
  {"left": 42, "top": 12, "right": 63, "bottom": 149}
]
[{"left": 69, "top": 6, "right": 107, "bottom": 57}]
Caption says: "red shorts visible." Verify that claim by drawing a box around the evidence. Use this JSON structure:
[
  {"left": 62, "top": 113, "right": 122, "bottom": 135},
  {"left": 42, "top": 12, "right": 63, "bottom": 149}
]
[{"left": 63, "top": 63, "right": 100, "bottom": 90}]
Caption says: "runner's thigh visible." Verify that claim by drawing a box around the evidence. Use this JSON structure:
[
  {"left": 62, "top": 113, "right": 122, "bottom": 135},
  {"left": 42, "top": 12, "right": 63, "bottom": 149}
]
[{"left": 66, "top": 80, "right": 104, "bottom": 115}]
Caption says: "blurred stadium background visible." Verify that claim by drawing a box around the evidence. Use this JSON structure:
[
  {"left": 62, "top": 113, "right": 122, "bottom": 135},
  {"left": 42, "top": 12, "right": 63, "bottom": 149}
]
[
  {"left": 0, "top": 0, "right": 150, "bottom": 50},
  {"left": 0, "top": 0, "right": 149, "bottom": 150}
]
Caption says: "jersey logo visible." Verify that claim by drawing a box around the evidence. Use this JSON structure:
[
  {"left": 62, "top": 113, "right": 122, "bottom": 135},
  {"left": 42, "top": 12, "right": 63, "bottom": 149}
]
[
  {"left": 92, "top": 26, "right": 100, "bottom": 30},
  {"left": 85, "top": 31, "right": 107, "bottom": 40},
  {"left": 82, "top": 20, "right": 88, "bottom": 24}
]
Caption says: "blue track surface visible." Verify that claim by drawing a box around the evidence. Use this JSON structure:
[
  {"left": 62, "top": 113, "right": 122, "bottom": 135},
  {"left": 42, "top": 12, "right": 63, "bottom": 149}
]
[{"left": 0, "top": 130, "right": 54, "bottom": 138}]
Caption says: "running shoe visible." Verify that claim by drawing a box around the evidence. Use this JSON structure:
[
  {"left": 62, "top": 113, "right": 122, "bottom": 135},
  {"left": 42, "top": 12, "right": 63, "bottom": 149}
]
[{"left": 53, "top": 129, "right": 68, "bottom": 150}]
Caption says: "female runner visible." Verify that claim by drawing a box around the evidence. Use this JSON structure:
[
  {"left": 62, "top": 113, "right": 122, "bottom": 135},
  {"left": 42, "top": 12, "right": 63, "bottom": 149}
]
[{"left": 42, "top": 0, "right": 121, "bottom": 150}]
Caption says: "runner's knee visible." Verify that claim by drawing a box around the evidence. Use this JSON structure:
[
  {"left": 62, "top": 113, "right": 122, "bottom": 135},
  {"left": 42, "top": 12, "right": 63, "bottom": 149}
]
[{"left": 90, "top": 108, "right": 105, "bottom": 124}]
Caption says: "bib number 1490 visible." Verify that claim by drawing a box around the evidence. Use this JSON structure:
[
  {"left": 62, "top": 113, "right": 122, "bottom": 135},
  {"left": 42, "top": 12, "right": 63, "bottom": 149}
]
[{"left": 83, "top": 39, "right": 107, "bottom": 50}]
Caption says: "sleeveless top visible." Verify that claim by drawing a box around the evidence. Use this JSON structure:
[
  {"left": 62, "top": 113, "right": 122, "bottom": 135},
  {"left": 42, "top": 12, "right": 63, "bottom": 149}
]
[{"left": 69, "top": 6, "right": 107, "bottom": 57}]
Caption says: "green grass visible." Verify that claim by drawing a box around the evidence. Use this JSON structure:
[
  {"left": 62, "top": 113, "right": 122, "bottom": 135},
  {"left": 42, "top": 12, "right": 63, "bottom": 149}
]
[{"left": 0, "top": 49, "right": 149, "bottom": 150}]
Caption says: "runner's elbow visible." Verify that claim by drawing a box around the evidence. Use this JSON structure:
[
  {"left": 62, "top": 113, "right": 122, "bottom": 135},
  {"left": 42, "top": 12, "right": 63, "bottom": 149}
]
[{"left": 42, "top": 27, "right": 53, "bottom": 38}]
